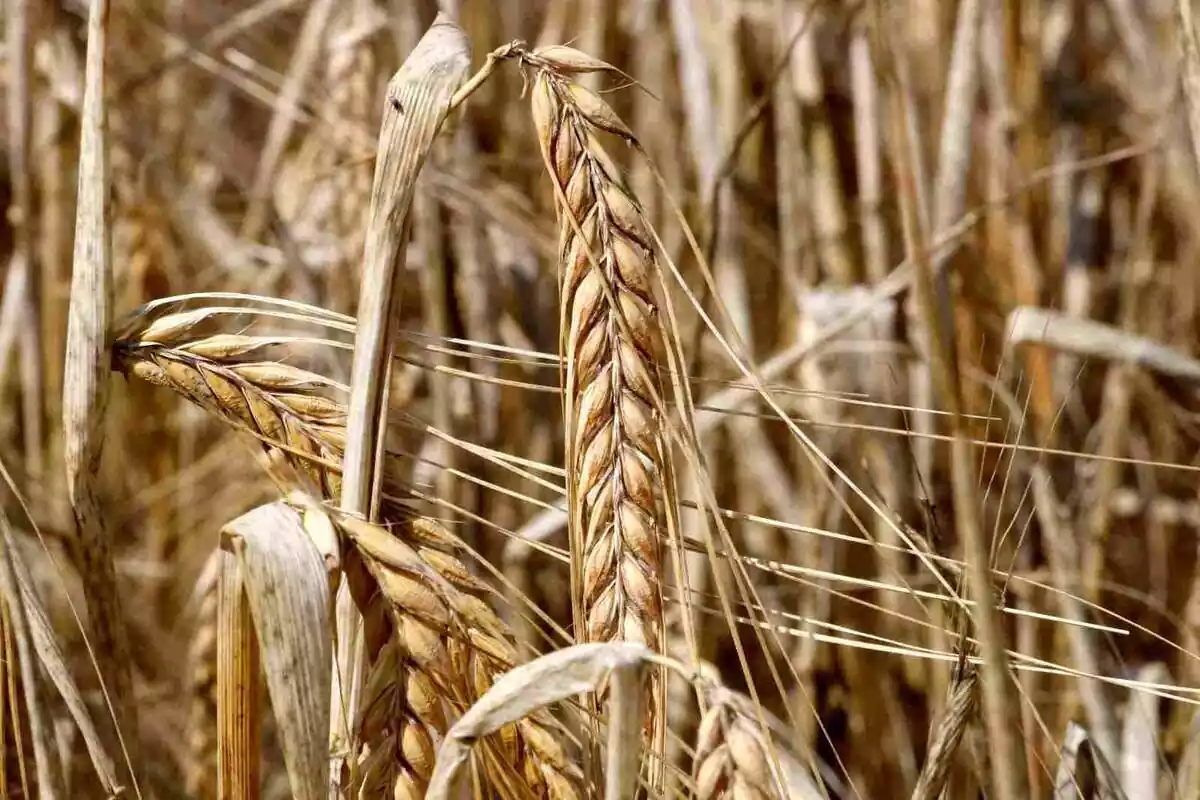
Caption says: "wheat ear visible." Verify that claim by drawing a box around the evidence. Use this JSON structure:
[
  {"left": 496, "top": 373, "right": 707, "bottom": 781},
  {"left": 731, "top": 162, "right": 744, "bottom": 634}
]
[
  {"left": 910, "top": 662, "right": 978, "bottom": 800},
  {"left": 692, "top": 689, "right": 789, "bottom": 800},
  {"left": 306, "top": 505, "right": 583, "bottom": 799},
  {"left": 113, "top": 320, "right": 354, "bottom": 499},
  {"left": 528, "top": 48, "right": 673, "bottom": 662},
  {"left": 113, "top": 324, "right": 581, "bottom": 796}
]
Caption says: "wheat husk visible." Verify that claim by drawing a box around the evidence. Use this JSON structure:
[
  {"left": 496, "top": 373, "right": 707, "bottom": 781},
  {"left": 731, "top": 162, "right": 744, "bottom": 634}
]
[{"left": 691, "top": 688, "right": 799, "bottom": 800}]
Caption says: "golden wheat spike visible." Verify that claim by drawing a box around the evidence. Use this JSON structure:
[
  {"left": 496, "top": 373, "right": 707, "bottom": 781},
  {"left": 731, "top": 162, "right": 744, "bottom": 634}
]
[{"left": 529, "top": 57, "right": 671, "bottom": 663}]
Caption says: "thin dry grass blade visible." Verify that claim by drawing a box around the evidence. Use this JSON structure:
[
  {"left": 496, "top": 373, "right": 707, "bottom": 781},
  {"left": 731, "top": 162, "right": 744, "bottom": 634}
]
[
  {"left": 0, "top": 596, "right": 32, "bottom": 799},
  {"left": 0, "top": 519, "right": 62, "bottom": 799},
  {"left": 1, "top": 523, "right": 120, "bottom": 795},
  {"left": 222, "top": 502, "right": 331, "bottom": 800},
  {"left": 217, "top": 548, "right": 262, "bottom": 800},
  {"left": 62, "top": 0, "right": 138, "bottom": 777}
]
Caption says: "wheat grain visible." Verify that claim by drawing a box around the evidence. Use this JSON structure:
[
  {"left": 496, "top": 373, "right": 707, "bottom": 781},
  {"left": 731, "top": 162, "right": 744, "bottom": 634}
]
[
  {"left": 527, "top": 47, "right": 673, "bottom": 663},
  {"left": 692, "top": 690, "right": 786, "bottom": 800}
]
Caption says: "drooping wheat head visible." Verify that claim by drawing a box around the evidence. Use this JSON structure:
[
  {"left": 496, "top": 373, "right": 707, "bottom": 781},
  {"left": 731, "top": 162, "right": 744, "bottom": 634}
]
[
  {"left": 112, "top": 314, "right": 581, "bottom": 797},
  {"left": 113, "top": 313, "right": 355, "bottom": 502},
  {"left": 304, "top": 505, "right": 583, "bottom": 799}
]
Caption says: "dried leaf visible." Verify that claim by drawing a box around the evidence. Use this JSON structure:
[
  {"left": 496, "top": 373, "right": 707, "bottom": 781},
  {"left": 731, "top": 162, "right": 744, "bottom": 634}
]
[
  {"left": 1053, "top": 722, "right": 1098, "bottom": 800},
  {"left": 0, "top": 521, "right": 120, "bottom": 794},
  {"left": 222, "top": 502, "right": 331, "bottom": 800},
  {"left": 0, "top": 520, "right": 65, "bottom": 799},
  {"left": 426, "top": 642, "right": 653, "bottom": 800},
  {"left": 1007, "top": 306, "right": 1200, "bottom": 384}
]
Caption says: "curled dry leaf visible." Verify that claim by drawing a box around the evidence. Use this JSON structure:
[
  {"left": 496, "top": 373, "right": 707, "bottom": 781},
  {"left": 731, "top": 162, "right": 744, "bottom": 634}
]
[
  {"left": 222, "top": 501, "right": 331, "bottom": 800},
  {"left": 425, "top": 642, "right": 656, "bottom": 800}
]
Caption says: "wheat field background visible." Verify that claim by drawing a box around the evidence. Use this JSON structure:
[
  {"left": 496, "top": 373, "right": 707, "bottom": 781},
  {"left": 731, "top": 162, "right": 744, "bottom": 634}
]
[{"left": 0, "top": 0, "right": 1198, "bottom": 798}]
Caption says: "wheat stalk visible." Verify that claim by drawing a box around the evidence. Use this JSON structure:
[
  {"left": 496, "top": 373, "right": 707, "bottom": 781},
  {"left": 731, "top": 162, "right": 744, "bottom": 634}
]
[
  {"left": 184, "top": 558, "right": 219, "bottom": 799},
  {"left": 527, "top": 46, "right": 674, "bottom": 665}
]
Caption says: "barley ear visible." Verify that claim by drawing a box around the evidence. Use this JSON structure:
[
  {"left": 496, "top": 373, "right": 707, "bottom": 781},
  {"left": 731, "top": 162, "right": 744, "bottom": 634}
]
[
  {"left": 530, "top": 57, "right": 675, "bottom": 726},
  {"left": 910, "top": 664, "right": 978, "bottom": 800},
  {"left": 280, "top": 492, "right": 584, "bottom": 799},
  {"left": 692, "top": 689, "right": 797, "bottom": 800}
]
